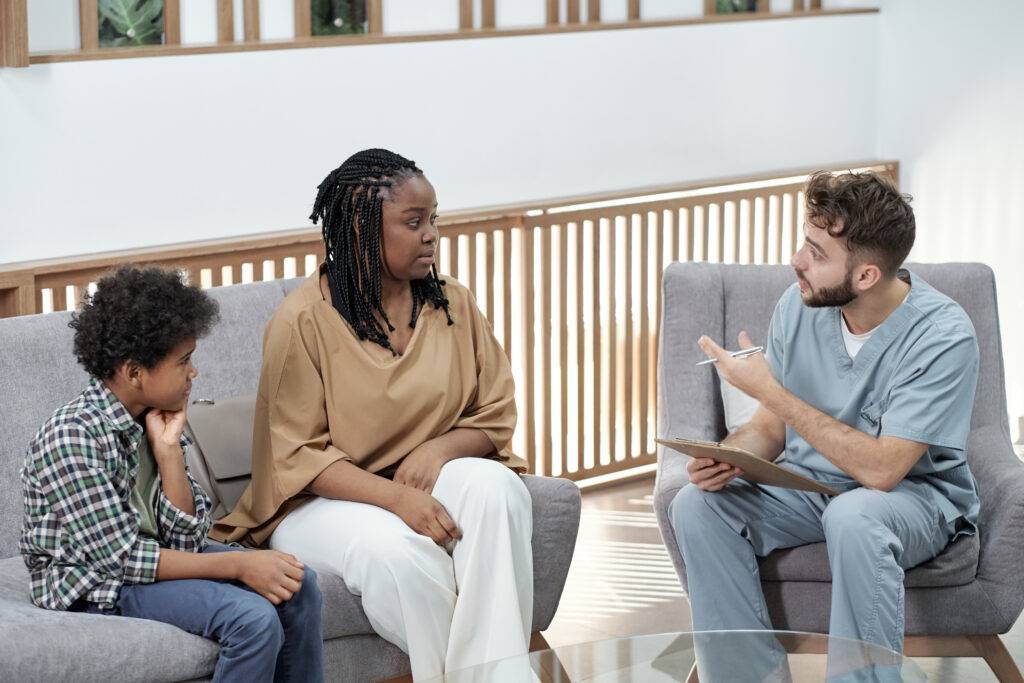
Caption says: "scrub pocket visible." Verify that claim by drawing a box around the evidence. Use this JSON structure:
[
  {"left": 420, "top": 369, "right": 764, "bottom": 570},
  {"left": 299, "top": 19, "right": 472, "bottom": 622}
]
[{"left": 857, "top": 399, "right": 886, "bottom": 436}]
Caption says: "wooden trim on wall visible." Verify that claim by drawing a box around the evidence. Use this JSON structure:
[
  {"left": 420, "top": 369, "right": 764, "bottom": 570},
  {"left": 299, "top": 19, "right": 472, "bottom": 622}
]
[
  {"left": 567, "top": 0, "right": 580, "bottom": 24},
  {"left": 546, "top": 0, "right": 558, "bottom": 25},
  {"left": 293, "top": 0, "right": 311, "bottom": 38},
  {"left": 0, "top": 160, "right": 897, "bottom": 477},
  {"left": 1, "top": 0, "right": 29, "bottom": 67},
  {"left": 79, "top": 0, "right": 99, "bottom": 51},
  {"left": 367, "top": 0, "right": 383, "bottom": 35},
  {"left": 587, "top": 0, "right": 600, "bottom": 23},
  {"left": 29, "top": 9, "right": 878, "bottom": 64},
  {"left": 164, "top": 0, "right": 180, "bottom": 44},
  {"left": 0, "top": 272, "right": 34, "bottom": 318},
  {"left": 810, "top": 0, "right": 822, "bottom": 7},
  {"left": 481, "top": 0, "right": 495, "bottom": 29},
  {"left": 703, "top": 0, "right": 715, "bottom": 16},
  {"left": 243, "top": 0, "right": 260, "bottom": 41},
  {"left": 459, "top": 0, "right": 472, "bottom": 30},
  {"left": 628, "top": 0, "right": 640, "bottom": 21},
  {"left": 217, "top": 0, "right": 234, "bottom": 43}
]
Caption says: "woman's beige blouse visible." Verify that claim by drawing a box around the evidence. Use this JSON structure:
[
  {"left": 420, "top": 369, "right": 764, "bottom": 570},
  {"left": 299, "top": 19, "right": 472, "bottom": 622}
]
[{"left": 210, "top": 272, "right": 525, "bottom": 546}]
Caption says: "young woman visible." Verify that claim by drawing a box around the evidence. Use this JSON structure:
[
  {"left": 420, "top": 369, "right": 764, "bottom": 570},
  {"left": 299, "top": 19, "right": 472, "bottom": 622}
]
[{"left": 212, "top": 149, "right": 533, "bottom": 680}]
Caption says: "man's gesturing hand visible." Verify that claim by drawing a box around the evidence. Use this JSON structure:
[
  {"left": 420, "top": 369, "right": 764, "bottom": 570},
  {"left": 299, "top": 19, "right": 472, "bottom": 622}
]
[{"left": 698, "top": 331, "right": 778, "bottom": 402}]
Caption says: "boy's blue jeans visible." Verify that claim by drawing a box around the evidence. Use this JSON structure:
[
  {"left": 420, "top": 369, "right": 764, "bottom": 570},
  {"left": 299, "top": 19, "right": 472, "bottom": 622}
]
[{"left": 88, "top": 543, "right": 323, "bottom": 683}]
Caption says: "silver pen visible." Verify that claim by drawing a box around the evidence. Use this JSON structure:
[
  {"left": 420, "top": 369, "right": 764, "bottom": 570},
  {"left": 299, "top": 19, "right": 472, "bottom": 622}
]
[{"left": 696, "top": 345, "right": 765, "bottom": 366}]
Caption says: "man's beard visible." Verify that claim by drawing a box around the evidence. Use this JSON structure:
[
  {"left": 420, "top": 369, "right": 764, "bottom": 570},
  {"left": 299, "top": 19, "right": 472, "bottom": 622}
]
[{"left": 799, "top": 268, "right": 857, "bottom": 308}]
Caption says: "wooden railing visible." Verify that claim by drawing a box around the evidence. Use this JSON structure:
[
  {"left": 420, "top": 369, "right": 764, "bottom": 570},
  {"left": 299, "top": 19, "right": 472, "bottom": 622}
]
[
  {"left": 0, "top": 161, "right": 898, "bottom": 481},
  {"left": 1, "top": 1, "right": 871, "bottom": 68}
]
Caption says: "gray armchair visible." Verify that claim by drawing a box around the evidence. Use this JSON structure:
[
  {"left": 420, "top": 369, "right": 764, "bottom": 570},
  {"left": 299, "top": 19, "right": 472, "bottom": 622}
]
[{"left": 653, "top": 262, "right": 1024, "bottom": 681}]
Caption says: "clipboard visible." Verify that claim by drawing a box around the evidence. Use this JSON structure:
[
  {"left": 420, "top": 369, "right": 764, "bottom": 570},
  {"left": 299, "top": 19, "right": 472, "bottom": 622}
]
[{"left": 656, "top": 437, "right": 839, "bottom": 496}]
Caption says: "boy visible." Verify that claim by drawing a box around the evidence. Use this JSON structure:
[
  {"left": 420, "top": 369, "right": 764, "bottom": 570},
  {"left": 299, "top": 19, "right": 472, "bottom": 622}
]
[{"left": 21, "top": 265, "right": 323, "bottom": 683}]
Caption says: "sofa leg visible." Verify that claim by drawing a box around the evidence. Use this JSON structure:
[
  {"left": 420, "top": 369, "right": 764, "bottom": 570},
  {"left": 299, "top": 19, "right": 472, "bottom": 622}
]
[
  {"left": 968, "top": 635, "right": 1024, "bottom": 683},
  {"left": 530, "top": 631, "right": 552, "bottom": 652},
  {"left": 530, "top": 631, "right": 573, "bottom": 682}
]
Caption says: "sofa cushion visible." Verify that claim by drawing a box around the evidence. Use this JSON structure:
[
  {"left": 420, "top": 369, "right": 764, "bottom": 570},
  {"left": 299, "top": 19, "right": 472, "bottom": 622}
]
[
  {"left": 0, "top": 550, "right": 372, "bottom": 646},
  {"left": 184, "top": 396, "right": 258, "bottom": 518},
  {"left": 0, "top": 472, "right": 584, "bottom": 646},
  {"left": 0, "top": 278, "right": 294, "bottom": 559},
  {"left": 0, "top": 310, "right": 89, "bottom": 559},
  {"left": 758, "top": 532, "right": 979, "bottom": 588},
  {"left": 0, "top": 556, "right": 219, "bottom": 682},
  {"left": 189, "top": 280, "right": 290, "bottom": 402}
]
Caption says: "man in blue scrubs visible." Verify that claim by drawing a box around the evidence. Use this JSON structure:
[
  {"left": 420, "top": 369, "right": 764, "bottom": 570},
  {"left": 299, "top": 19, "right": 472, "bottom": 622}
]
[{"left": 670, "top": 170, "right": 980, "bottom": 667}]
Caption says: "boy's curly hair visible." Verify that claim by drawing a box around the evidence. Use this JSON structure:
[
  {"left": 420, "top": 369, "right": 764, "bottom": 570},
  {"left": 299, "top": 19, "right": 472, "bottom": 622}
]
[{"left": 69, "top": 265, "right": 220, "bottom": 379}]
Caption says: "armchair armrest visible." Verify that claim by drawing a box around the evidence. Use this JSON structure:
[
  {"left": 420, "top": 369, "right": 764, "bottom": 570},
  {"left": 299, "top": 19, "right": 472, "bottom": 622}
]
[
  {"left": 969, "top": 425, "right": 1024, "bottom": 631},
  {"left": 653, "top": 448, "right": 692, "bottom": 590}
]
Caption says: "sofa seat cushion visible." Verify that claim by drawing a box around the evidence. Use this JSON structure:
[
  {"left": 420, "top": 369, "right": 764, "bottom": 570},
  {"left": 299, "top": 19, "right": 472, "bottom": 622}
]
[
  {"left": 0, "top": 556, "right": 379, "bottom": 683},
  {"left": 758, "top": 532, "right": 979, "bottom": 588},
  {"left": 0, "top": 556, "right": 219, "bottom": 682},
  {"left": 0, "top": 550, "right": 377, "bottom": 636}
]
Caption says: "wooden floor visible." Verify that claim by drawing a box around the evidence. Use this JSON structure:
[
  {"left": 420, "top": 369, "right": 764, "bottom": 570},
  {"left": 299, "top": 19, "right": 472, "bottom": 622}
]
[{"left": 541, "top": 476, "right": 1024, "bottom": 682}]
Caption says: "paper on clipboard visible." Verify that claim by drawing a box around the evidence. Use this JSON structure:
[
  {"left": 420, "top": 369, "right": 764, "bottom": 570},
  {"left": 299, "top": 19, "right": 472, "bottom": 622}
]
[{"left": 656, "top": 437, "right": 839, "bottom": 496}]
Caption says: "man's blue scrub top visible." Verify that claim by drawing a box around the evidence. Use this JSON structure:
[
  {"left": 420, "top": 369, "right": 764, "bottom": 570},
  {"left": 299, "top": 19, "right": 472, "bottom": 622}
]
[{"left": 766, "top": 269, "right": 981, "bottom": 532}]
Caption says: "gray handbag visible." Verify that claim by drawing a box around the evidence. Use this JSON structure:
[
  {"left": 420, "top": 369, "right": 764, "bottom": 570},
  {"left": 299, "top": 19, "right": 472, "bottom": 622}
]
[{"left": 183, "top": 395, "right": 257, "bottom": 520}]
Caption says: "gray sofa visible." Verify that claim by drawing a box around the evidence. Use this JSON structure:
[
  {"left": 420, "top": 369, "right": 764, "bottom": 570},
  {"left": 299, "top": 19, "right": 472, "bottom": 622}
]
[
  {"left": 653, "top": 262, "right": 1024, "bottom": 679},
  {"left": 0, "top": 277, "right": 581, "bottom": 682}
]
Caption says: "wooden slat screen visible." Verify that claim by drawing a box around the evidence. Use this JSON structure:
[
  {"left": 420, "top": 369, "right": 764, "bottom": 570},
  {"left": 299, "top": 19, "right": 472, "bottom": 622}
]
[
  {"left": 0, "top": 162, "right": 896, "bottom": 482},
  {"left": 1, "top": 0, "right": 29, "bottom": 67}
]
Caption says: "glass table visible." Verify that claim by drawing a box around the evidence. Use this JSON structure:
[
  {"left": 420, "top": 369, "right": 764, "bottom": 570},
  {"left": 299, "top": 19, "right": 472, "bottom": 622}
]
[{"left": 429, "top": 631, "right": 926, "bottom": 682}]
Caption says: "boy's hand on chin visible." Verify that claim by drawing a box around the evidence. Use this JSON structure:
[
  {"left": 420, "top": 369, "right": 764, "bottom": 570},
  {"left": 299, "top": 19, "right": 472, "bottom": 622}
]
[{"left": 145, "top": 408, "right": 188, "bottom": 456}]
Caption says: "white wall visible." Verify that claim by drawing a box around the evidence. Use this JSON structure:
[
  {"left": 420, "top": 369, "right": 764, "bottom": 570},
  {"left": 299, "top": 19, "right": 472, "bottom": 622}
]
[
  {"left": 876, "top": 0, "right": 1024, "bottom": 438},
  {"left": 0, "top": 14, "right": 878, "bottom": 266}
]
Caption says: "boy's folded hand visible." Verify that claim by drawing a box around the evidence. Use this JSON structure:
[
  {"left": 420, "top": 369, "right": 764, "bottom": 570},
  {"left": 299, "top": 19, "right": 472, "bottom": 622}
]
[{"left": 235, "top": 550, "right": 305, "bottom": 605}]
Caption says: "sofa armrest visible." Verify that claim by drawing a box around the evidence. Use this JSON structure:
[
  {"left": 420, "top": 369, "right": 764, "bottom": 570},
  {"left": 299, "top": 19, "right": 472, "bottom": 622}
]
[{"left": 521, "top": 474, "right": 581, "bottom": 631}]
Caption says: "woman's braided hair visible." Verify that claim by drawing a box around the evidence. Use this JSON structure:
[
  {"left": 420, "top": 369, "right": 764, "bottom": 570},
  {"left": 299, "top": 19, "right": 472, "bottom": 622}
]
[{"left": 310, "top": 148, "right": 452, "bottom": 354}]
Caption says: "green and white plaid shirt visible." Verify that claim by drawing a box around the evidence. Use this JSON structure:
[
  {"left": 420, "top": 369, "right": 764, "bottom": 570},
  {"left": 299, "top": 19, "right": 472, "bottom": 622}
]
[{"left": 20, "top": 378, "right": 213, "bottom": 611}]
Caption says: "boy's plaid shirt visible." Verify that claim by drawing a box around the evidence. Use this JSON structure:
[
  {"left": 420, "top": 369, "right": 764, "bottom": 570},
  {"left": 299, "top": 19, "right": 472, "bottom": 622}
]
[{"left": 20, "top": 378, "right": 213, "bottom": 611}]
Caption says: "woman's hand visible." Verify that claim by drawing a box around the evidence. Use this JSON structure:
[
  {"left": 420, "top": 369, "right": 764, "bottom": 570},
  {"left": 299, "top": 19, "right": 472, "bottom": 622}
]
[
  {"left": 687, "top": 457, "right": 743, "bottom": 492},
  {"left": 390, "top": 487, "right": 462, "bottom": 546},
  {"left": 394, "top": 443, "right": 449, "bottom": 493},
  {"left": 234, "top": 550, "right": 305, "bottom": 605}
]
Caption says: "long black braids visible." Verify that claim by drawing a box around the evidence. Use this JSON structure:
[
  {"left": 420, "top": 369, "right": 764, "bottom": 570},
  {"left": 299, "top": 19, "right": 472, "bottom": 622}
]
[{"left": 310, "top": 148, "right": 453, "bottom": 355}]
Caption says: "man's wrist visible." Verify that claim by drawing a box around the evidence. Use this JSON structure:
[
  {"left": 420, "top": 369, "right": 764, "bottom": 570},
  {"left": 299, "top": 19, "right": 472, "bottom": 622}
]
[{"left": 755, "top": 379, "right": 787, "bottom": 412}]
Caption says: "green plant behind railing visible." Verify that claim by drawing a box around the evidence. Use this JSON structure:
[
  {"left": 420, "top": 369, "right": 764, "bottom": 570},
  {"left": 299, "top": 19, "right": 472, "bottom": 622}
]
[
  {"left": 716, "top": 0, "right": 757, "bottom": 12},
  {"left": 99, "top": 0, "right": 164, "bottom": 48},
  {"left": 312, "top": 0, "right": 367, "bottom": 36}
]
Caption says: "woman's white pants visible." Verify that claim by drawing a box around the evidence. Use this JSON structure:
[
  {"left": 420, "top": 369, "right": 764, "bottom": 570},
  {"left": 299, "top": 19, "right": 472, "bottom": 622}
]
[{"left": 270, "top": 458, "right": 534, "bottom": 680}]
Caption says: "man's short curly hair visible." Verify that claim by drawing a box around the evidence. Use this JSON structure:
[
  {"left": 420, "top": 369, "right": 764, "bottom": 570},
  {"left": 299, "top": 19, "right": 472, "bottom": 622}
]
[
  {"left": 69, "top": 265, "right": 220, "bottom": 379},
  {"left": 804, "top": 170, "right": 915, "bottom": 276}
]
